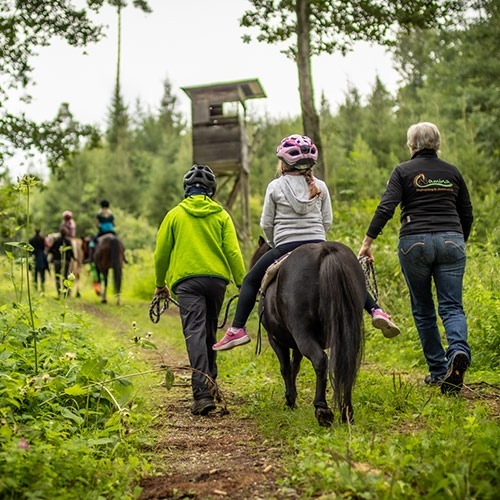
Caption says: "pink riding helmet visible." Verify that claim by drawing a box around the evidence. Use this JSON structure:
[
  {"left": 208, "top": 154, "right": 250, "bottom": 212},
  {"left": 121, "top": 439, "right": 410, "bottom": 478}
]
[
  {"left": 62, "top": 210, "right": 73, "bottom": 219},
  {"left": 276, "top": 134, "right": 318, "bottom": 168}
]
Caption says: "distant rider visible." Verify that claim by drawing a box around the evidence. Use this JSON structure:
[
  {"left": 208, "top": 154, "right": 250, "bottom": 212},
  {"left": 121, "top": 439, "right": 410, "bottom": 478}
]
[
  {"left": 88, "top": 199, "right": 118, "bottom": 294},
  {"left": 95, "top": 199, "right": 116, "bottom": 237},
  {"left": 60, "top": 210, "right": 76, "bottom": 238},
  {"left": 88, "top": 199, "right": 116, "bottom": 263}
]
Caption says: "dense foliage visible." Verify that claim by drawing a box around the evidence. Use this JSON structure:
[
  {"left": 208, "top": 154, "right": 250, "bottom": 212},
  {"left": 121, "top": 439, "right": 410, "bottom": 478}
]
[
  {"left": 0, "top": 0, "right": 151, "bottom": 172},
  {"left": 0, "top": 268, "right": 156, "bottom": 497},
  {"left": 0, "top": 1, "right": 498, "bottom": 498},
  {"left": 1, "top": 1, "right": 492, "bottom": 250}
]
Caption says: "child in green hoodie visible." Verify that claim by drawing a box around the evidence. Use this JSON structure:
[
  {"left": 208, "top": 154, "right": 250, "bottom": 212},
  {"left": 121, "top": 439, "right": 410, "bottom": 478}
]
[{"left": 154, "top": 164, "right": 245, "bottom": 416}]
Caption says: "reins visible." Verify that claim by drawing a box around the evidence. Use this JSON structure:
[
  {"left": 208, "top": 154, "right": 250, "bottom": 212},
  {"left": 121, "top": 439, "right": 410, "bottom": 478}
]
[
  {"left": 217, "top": 294, "right": 239, "bottom": 329},
  {"left": 358, "top": 256, "right": 379, "bottom": 302}
]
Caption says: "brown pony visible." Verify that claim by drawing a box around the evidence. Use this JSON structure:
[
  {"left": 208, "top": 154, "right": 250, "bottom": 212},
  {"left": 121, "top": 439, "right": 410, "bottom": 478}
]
[{"left": 92, "top": 233, "right": 125, "bottom": 304}]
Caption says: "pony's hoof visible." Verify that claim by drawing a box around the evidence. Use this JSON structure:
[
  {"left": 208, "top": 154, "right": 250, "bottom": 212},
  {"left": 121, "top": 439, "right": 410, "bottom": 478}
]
[{"left": 315, "top": 406, "right": 333, "bottom": 427}]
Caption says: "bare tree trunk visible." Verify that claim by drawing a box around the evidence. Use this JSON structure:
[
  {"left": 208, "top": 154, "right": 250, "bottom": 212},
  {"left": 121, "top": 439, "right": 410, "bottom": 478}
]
[{"left": 295, "top": 0, "right": 326, "bottom": 180}]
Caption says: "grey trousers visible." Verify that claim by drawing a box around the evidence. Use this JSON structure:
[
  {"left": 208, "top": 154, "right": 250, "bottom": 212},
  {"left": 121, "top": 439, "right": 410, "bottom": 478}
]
[{"left": 175, "top": 277, "right": 227, "bottom": 400}]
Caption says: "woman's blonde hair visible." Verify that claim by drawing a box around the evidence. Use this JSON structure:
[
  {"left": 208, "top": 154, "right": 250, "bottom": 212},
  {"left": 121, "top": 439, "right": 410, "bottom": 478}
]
[
  {"left": 280, "top": 161, "right": 321, "bottom": 199},
  {"left": 407, "top": 122, "right": 441, "bottom": 154}
]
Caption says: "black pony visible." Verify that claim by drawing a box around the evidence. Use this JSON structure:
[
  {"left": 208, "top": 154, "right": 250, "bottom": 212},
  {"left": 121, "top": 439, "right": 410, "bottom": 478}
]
[
  {"left": 93, "top": 233, "right": 125, "bottom": 304},
  {"left": 253, "top": 237, "right": 366, "bottom": 426}
]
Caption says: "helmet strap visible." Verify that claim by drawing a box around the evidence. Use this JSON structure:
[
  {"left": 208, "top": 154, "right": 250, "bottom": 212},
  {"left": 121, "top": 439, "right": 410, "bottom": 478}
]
[{"left": 184, "top": 185, "right": 214, "bottom": 198}]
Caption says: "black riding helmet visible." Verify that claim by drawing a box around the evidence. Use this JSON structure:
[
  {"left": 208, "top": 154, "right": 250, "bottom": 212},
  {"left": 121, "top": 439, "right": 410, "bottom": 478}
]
[{"left": 183, "top": 164, "right": 217, "bottom": 196}]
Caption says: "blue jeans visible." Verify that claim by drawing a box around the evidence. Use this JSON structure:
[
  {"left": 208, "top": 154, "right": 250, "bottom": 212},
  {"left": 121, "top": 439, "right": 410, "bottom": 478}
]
[{"left": 398, "top": 232, "right": 471, "bottom": 379}]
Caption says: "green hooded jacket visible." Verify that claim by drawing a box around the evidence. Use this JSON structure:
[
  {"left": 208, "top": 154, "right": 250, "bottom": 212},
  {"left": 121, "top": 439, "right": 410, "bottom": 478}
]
[{"left": 154, "top": 195, "right": 246, "bottom": 292}]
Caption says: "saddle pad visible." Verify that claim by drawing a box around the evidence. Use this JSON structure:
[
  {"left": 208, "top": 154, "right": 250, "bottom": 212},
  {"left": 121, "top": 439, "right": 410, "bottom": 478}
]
[{"left": 260, "top": 252, "right": 292, "bottom": 294}]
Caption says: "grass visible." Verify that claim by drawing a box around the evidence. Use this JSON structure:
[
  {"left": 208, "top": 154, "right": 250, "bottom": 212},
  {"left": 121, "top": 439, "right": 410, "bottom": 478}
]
[
  {"left": 220, "top": 333, "right": 499, "bottom": 498},
  {"left": 1, "top": 219, "right": 498, "bottom": 498}
]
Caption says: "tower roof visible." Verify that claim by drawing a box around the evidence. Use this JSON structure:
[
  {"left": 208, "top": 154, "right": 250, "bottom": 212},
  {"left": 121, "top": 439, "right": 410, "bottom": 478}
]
[{"left": 182, "top": 79, "right": 266, "bottom": 105}]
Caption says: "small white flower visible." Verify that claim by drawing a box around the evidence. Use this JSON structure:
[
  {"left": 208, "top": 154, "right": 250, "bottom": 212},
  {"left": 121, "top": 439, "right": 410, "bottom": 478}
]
[{"left": 67, "top": 273, "right": 75, "bottom": 281}]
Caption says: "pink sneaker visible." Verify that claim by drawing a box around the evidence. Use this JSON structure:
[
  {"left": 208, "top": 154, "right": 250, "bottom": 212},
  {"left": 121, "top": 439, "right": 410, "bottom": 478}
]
[
  {"left": 371, "top": 309, "right": 401, "bottom": 338},
  {"left": 213, "top": 327, "right": 251, "bottom": 351}
]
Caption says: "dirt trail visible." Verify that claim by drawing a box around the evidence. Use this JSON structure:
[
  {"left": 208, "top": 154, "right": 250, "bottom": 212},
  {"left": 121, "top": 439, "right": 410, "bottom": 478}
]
[
  {"left": 138, "top": 375, "right": 287, "bottom": 499},
  {"left": 80, "top": 302, "right": 292, "bottom": 500}
]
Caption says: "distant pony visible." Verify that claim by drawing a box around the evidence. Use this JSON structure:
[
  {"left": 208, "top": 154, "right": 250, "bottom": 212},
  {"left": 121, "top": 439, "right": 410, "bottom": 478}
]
[
  {"left": 92, "top": 233, "right": 125, "bottom": 304},
  {"left": 45, "top": 233, "right": 84, "bottom": 297},
  {"left": 252, "top": 238, "right": 365, "bottom": 426}
]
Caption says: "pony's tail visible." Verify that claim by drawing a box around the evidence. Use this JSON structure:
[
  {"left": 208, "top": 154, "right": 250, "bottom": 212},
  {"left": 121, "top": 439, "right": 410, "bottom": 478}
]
[
  {"left": 110, "top": 237, "right": 122, "bottom": 294},
  {"left": 319, "top": 246, "right": 365, "bottom": 411}
]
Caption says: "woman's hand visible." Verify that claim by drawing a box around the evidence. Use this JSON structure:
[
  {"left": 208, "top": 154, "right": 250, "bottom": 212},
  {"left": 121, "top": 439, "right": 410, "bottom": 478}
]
[{"left": 358, "top": 236, "right": 375, "bottom": 263}]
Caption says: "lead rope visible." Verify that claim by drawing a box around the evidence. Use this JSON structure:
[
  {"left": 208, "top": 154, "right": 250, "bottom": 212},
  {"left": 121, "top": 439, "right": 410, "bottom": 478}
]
[
  {"left": 149, "top": 292, "right": 180, "bottom": 323},
  {"left": 150, "top": 293, "right": 239, "bottom": 326},
  {"left": 358, "top": 256, "right": 379, "bottom": 302}
]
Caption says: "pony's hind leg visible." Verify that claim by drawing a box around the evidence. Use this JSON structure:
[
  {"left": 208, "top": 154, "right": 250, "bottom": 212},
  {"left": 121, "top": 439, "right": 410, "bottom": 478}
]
[
  {"left": 300, "top": 342, "right": 334, "bottom": 427},
  {"left": 100, "top": 271, "right": 108, "bottom": 303},
  {"left": 269, "top": 338, "right": 299, "bottom": 409},
  {"left": 312, "top": 351, "right": 334, "bottom": 427},
  {"left": 290, "top": 349, "right": 303, "bottom": 405}
]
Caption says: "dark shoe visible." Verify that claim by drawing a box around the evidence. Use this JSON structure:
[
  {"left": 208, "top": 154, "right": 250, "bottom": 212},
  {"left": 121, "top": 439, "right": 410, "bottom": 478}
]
[
  {"left": 424, "top": 375, "right": 443, "bottom": 386},
  {"left": 441, "top": 352, "right": 469, "bottom": 395},
  {"left": 191, "top": 397, "right": 216, "bottom": 416}
]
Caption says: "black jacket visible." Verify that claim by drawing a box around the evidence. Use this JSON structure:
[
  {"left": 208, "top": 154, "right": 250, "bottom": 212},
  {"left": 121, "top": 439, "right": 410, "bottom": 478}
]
[
  {"left": 367, "top": 149, "right": 474, "bottom": 241},
  {"left": 48, "top": 237, "right": 74, "bottom": 262}
]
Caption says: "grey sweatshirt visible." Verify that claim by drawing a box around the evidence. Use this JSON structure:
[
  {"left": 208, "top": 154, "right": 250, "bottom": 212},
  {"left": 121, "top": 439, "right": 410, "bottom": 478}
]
[{"left": 260, "top": 174, "right": 332, "bottom": 247}]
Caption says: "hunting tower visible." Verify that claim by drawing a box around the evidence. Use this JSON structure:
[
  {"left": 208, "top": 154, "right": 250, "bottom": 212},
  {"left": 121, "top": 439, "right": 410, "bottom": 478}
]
[{"left": 182, "top": 79, "right": 266, "bottom": 243}]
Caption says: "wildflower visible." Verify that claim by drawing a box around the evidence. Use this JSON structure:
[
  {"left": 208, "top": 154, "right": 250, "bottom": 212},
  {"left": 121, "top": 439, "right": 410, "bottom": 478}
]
[
  {"left": 67, "top": 273, "right": 75, "bottom": 281},
  {"left": 65, "top": 352, "right": 77, "bottom": 360},
  {"left": 131, "top": 321, "right": 137, "bottom": 329},
  {"left": 18, "top": 437, "right": 29, "bottom": 450}
]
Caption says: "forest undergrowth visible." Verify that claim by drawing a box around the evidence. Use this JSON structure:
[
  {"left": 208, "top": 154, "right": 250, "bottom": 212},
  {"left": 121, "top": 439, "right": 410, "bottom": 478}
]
[
  {"left": 1, "top": 234, "right": 498, "bottom": 499},
  {"left": 0, "top": 185, "right": 499, "bottom": 498}
]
